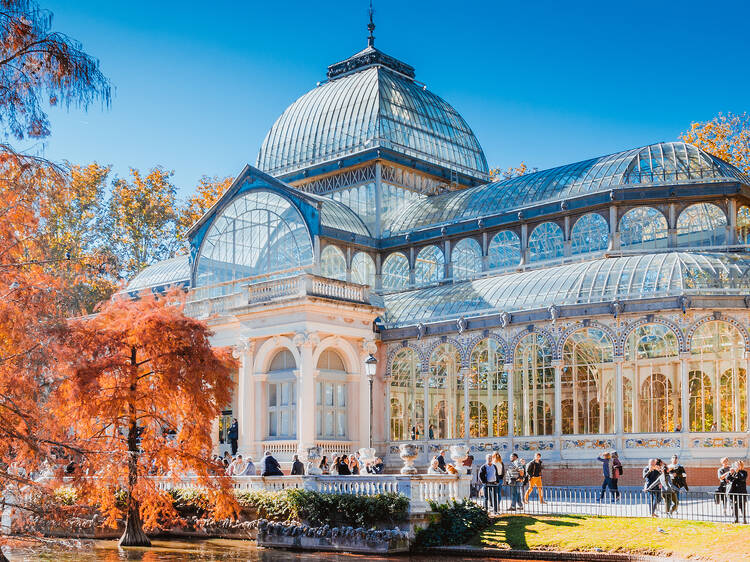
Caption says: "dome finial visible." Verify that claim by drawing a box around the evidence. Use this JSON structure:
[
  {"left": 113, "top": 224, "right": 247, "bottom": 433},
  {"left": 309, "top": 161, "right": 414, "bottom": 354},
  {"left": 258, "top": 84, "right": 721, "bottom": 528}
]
[{"left": 367, "top": 0, "right": 375, "bottom": 47}]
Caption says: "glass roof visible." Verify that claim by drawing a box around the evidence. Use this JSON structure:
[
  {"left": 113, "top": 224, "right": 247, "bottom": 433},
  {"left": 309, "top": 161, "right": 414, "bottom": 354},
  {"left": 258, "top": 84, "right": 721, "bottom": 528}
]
[
  {"left": 381, "top": 252, "right": 750, "bottom": 328},
  {"left": 387, "top": 142, "right": 750, "bottom": 234},
  {"left": 124, "top": 255, "right": 190, "bottom": 293},
  {"left": 315, "top": 196, "right": 371, "bottom": 236},
  {"left": 257, "top": 57, "right": 488, "bottom": 179}
]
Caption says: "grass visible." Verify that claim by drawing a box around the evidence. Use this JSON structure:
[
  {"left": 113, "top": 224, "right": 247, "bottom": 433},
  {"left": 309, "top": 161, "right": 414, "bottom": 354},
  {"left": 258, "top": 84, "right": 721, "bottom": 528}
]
[{"left": 470, "top": 514, "right": 750, "bottom": 560}]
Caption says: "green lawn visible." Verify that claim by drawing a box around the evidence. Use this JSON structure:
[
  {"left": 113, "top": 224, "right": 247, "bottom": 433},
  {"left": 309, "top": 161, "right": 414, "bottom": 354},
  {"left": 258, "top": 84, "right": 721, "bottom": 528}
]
[{"left": 471, "top": 514, "right": 750, "bottom": 560}]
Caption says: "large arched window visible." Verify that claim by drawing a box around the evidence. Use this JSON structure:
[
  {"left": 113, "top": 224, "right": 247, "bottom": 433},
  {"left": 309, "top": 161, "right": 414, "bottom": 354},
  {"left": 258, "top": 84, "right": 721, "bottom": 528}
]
[
  {"left": 316, "top": 349, "right": 347, "bottom": 439},
  {"left": 619, "top": 207, "right": 668, "bottom": 250},
  {"left": 488, "top": 231, "right": 521, "bottom": 269},
  {"left": 690, "top": 321, "right": 747, "bottom": 432},
  {"left": 561, "top": 328, "right": 615, "bottom": 434},
  {"left": 571, "top": 213, "right": 609, "bottom": 256},
  {"left": 196, "top": 191, "right": 313, "bottom": 289},
  {"left": 623, "top": 323, "right": 680, "bottom": 433},
  {"left": 528, "top": 222, "right": 564, "bottom": 263},
  {"left": 513, "top": 333, "right": 554, "bottom": 436},
  {"left": 429, "top": 343, "right": 461, "bottom": 439},
  {"left": 452, "top": 238, "right": 482, "bottom": 280},
  {"left": 676, "top": 203, "right": 727, "bottom": 247},
  {"left": 737, "top": 205, "right": 750, "bottom": 244},
  {"left": 390, "top": 348, "right": 422, "bottom": 441},
  {"left": 415, "top": 245, "right": 445, "bottom": 285},
  {"left": 267, "top": 349, "right": 297, "bottom": 438},
  {"left": 320, "top": 245, "right": 346, "bottom": 281},
  {"left": 382, "top": 252, "right": 409, "bottom": 291},
  {"left": 469, "top": 339, "right": 507, "bottom": 437},
  {"left": 350, "top": 252, "right": 375, "bottom": 287}
]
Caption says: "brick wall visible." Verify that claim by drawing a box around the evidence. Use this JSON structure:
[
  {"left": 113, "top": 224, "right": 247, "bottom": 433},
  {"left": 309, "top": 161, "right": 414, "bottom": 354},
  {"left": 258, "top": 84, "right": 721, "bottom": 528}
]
[{"left": 541, "top": 464, "right": 721, "bottom": 487}]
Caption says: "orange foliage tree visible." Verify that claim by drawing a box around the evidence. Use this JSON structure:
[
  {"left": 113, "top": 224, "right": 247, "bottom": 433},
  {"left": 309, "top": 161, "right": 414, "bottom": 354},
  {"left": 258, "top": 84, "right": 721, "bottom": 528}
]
[
  {"left": 55, "top": 292, "right": 238, "bottom": 546},
  {"left": 177, "top": 175, "right": 233, "bottom": 242},
  {"left": 681, "top": 112, "right": 750, "bottom": 175},
  {"left": 489, "top": 161, "right": 531, "bottom": 180}
]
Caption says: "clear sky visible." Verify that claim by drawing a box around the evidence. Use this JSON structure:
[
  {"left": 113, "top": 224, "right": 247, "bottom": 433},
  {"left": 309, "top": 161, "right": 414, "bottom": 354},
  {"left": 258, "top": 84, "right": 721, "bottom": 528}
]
[{"left": 34, "top": 0, "right": 750, "bottom": 197}]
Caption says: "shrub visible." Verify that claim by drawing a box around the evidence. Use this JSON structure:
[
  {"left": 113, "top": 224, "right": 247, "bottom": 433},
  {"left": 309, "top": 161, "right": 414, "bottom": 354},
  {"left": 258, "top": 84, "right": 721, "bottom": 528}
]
[
  {"left": 53, "top": 486, "right": 78, "bottom": 506},
  {"left": 235, "top": 490, "right": 298, "bottom": 521},
  {"left": 414, "top": 499, "right": 491, "bottom": 548}
]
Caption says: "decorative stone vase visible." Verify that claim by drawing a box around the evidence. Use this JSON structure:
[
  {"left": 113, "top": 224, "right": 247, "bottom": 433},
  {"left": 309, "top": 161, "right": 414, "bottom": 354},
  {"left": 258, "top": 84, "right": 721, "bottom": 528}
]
[
  {"left": 358, "top": 447, "right": 376, "bottom": 465},
  {"left": 305, "top": 446, "right": 323, "bottom": 475},
  {"left": 449, "top": 445, "right": 469, "bottom": 465},
  {"left": 398, "top": 443, "right": 419, "bottom": 475}
]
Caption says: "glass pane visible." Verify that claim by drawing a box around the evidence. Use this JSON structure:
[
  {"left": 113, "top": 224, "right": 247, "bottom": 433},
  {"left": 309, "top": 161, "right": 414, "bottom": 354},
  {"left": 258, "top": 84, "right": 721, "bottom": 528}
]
[
  {"left": 336, "top": 411, "right": 346, "bottom": 437},
  {"left": 325, "top": 383, "right": 334, "bottom": 406},
  {"left": 268, "top": 384, "right": 277, "bottom": 407},
  {"left": 337, "top": 384, "right": 346, "bottom": 407},
  {"left": 268, "top": 411, "right": 277, "bottom": 436}
]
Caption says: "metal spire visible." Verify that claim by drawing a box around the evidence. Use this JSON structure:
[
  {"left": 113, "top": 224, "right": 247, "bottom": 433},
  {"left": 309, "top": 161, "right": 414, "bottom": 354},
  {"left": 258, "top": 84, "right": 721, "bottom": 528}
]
[{"left": 367, "top": 0, "right": 375, "bottom": 47}]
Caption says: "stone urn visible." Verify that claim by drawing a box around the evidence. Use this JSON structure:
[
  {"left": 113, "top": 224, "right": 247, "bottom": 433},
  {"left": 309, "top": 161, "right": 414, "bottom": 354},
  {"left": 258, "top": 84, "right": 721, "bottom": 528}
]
[
  {"left": 358, "top": 447, "right": 376, "bottom": 465},
  {"left": 449, "top": 444, "right": 469, "bottom": 465},
  {"left": 399, "top": 443, "right": 419, "bottom": 475},
  {"left": 305, "top": 446, "right": 323, "bottom": 475}
]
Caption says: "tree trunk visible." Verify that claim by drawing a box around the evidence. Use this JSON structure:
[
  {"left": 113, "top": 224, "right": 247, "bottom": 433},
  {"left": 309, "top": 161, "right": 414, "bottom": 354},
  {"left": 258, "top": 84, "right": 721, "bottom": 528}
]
[
  {"left": 119, "top": 345, "right": 150, "bottom": 547},
  {"left": 0, "top": 546, "right": 9, "bottom": 562}
]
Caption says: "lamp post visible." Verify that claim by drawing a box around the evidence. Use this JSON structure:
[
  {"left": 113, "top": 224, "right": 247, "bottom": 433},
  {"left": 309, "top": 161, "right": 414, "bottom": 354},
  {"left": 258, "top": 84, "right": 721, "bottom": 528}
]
[{"left": 365, "top": 354, "right": 377, "bottom": 451}]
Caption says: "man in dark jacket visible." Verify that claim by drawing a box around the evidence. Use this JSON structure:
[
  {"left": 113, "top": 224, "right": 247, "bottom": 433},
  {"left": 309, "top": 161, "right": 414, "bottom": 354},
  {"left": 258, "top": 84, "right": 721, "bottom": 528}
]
[
  {"left": 668, "top": 454, "right": 689, "bottom": 491},
  {"left": 436, "top": 450, "right": 447, "bottom": 472},
  {"left": 478, "top": 454, "right": 499, "bottom": 513},
  {"left": 227, "top": 418, "right": 239, "bottom": 455},
  {"left": 524, "top": 453, "right": 545, "bottom": 504},
  {"left": 290, "top": 454, "right": 305, "bottom": 475},
  {"left": 260, "top": 451, "right": 284, "bottom": 476},
  {"left": 596, "top": 452, "right": 615, "bottom": 502}
]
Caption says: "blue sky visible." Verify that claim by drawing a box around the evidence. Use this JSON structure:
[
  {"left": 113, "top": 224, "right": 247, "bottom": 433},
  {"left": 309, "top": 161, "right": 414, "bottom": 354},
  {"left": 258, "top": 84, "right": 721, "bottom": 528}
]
[{"left": 35, "top": 0, "right": 750, "bottom": 197}]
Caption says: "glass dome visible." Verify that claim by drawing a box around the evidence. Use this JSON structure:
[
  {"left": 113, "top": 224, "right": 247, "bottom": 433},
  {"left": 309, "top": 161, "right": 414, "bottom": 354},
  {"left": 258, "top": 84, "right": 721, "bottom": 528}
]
[{"left": 257, "top": 46, "right": 489, "bottom": 180}]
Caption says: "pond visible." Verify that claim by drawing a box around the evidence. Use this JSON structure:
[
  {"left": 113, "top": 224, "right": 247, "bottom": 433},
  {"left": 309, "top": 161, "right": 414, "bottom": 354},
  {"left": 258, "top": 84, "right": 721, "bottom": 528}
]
[{"left": 2, "top": 538, "right": 531, "bottom": 561}]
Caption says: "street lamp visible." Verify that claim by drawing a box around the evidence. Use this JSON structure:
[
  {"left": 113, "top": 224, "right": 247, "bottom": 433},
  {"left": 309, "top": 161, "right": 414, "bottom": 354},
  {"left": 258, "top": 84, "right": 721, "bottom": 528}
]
[{"left": 365, "top": 354, "right": 377, "bottom": 451}]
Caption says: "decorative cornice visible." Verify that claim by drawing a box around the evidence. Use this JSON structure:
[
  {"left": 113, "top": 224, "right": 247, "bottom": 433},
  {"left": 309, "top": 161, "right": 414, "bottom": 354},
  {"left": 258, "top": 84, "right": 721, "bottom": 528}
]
[{"left": 327, "top": 46, "right": 416, "bottom": 80}]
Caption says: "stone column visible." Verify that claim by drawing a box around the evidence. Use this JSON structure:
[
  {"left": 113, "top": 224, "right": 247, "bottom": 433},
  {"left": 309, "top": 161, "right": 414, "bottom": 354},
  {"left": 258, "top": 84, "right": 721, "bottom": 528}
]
[
  {"left": 235, "top": 340, "right": 256, "bottom": 457},
  {"left": 552, "top": 359, "right": 563, "bottom": 438},
  {"left": 505, "top": 363, "right": 514, "bottom": 438},
  {"left": 254, "top": 375, "right": 266, "bottom": 457},
  {"left": 295, "top": 332, "right": 318, "bottom": 454}
]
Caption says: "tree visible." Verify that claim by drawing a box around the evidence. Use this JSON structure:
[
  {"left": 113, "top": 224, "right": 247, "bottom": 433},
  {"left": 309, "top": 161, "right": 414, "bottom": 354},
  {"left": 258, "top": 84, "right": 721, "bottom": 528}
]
[
  {"left": 0, "top": 0, "right": 110, "bottom": 140},
  {"left": 109, "top": 167, "right": 179, "bottom": 279},
  {"left": 680, "top": 112, "right": 750, "bottom": 175},
  {"left": 489, "top": 162, "right": 532, "bottom": 181},
  {"left": 177, "top": 175, "right": 232, "bottom": 244},
  {"left": 55, "top": 292, "right": 238, "bottom": 546}
]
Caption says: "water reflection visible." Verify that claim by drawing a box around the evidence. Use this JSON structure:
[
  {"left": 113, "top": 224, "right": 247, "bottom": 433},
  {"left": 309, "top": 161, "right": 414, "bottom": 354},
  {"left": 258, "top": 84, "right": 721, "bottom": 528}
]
[{"left": 3, "top": 538, "right": 520, "bottom": 561}]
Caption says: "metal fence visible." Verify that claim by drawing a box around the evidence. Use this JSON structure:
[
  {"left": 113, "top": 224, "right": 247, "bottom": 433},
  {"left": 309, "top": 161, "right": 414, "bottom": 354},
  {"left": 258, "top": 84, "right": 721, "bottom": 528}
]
[{"left": 476, "top": 485, "right": 749, "bottom": 524}]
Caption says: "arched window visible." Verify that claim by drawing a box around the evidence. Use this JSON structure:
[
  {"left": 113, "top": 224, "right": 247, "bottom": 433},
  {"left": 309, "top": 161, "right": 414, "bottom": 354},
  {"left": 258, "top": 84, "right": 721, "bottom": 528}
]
[
  {"left": 676, "top": 203, "right": 727, "bottom": 247},
  {"left": 513, "top": 333, "right": 554, "bottom": 436},
  {"left": 571, "top": 213, "right": 609, "bottom": 256},
  {"left": 623, "top": 324, "right": 680, "bottom": 433},
  {"left": 390, "top": 348, "right": 422, "bottom": 441},
  {"left": 469, "top": 339, "right": 507, "bottom": 437},
  {"left": 619, "top": 207, "right": 668, "bottom": 250},
  {"left": 528, "top": 222, "right": 564, "bottom": 263},
  {"left": 382, "top": 252, "right": 409, "bottom": 291},
  {"left": 415, "top": 245, "right": 445, "bottom": 285},
  {"left": 429, "top": 343, "right": 461, "bottom": 439},
  {"left": 737, "top": 205, "right": 750, "bottom": 244},
  {"left": 488, "top": 231, "right": 521, "bottom": 269},
  {"left": 196, "top": 191, "right": 313, "bottom": 289},
  {"left": 350, "top": 252, "right": 375, "bottom": 287},
  {"left": 316, "top": 348, "right": 348, "bottom": 439},
  {"left": 268, "top": 348, "right": 297, "bottom": 438},
  {"left": 269, "top": 349, "right": 296, "bottom": 371},
  {"left": 690, "top": 321, "right": 747, "bottom": 432},
  {"left": 320, "top": 245, "right": 346, "bottom": 281},
  {"left": 561, "top": 328, "right": 615, "bottom": 434},
  {"left": 317, "top": 349, "right": 346, "bottom": 371},
  {"left": 452, "top": 238, "right": 482, "bottom": 280},
  {"left": 688, "top": 370, "right": 713, "bottom": 432}
]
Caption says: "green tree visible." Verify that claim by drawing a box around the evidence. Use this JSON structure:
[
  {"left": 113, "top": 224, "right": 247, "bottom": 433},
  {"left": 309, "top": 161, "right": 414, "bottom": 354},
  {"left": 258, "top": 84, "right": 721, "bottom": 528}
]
[{"left": 109, "top": 167, "right": 178, "bottom": 279}]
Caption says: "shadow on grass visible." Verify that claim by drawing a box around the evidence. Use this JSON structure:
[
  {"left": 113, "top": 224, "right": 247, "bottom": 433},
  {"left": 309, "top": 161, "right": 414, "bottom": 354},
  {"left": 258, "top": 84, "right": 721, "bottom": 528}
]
[{"left": 478, "top": 515, "right": 583, "bottom": 551}]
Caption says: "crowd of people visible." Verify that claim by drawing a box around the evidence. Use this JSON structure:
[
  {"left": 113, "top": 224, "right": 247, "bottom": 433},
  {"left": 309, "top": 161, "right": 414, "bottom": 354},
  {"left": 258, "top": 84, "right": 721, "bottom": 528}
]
[
  {"left": 716, "top": 457, "right": 747, "bottom": 524},
  {"left": 212, "top": 450, "right": 386, "bottom": 477}
]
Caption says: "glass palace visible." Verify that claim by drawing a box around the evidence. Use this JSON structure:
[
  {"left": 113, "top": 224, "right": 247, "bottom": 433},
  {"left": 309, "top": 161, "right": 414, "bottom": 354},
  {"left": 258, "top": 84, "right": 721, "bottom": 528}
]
[{"left": 126, "top": 35, "right": 750, "bottom": 479}]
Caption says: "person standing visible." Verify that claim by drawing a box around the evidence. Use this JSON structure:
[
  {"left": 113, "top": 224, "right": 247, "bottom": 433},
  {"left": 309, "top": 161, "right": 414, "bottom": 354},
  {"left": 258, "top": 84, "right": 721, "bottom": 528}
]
[
  {"left": 227, "top": 418, "right": 239, "bottom": 456},
  {"left": 647, "top": 464, "right": 678, "bottom": 515},
  {"left": 505, "top": 453, "right": 525, "bottom": 511},
  {"left": 428, "top": 424, "right": 435, "bottom": 440},
  {"left": 727, "top": 460, "right": 748, "bottom": 524},
  {"left": 611, "top": 451, "right": 623, "bottom": 501},
  {"left": 260, "top": 451, "right": 283, "bottom": 476},
  {"left": 643, "top": 458, "right": 662, "bottom": 517},
  {"left": 337, "top": 455, "right": 351, "bottom": 475},
  {"left": 524, "top": 453, "right": 545, "bottom": 504},
  {"left": 319, "top": 455, "right": 330, "bottom": 475},
  {"left": 290, "top": 454, "right": 305, "bottom": 475},
  {"left": 596, "top": 452, "right": 615, "bottom": 502},
  {"left": 436, "top": 450, "right": 447, "bottom": 472},
  {"left": 479, "top": 454, "right": 499, "bottom": 514},
  {"left": 668, "top": 455, "right": 688, "bottom": 492},
  {"left": 717, "top": 457, "right": 732, "bottom": 514},
  {"left": 492, "top": 452, "right": 504, "bottom": 503}
]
